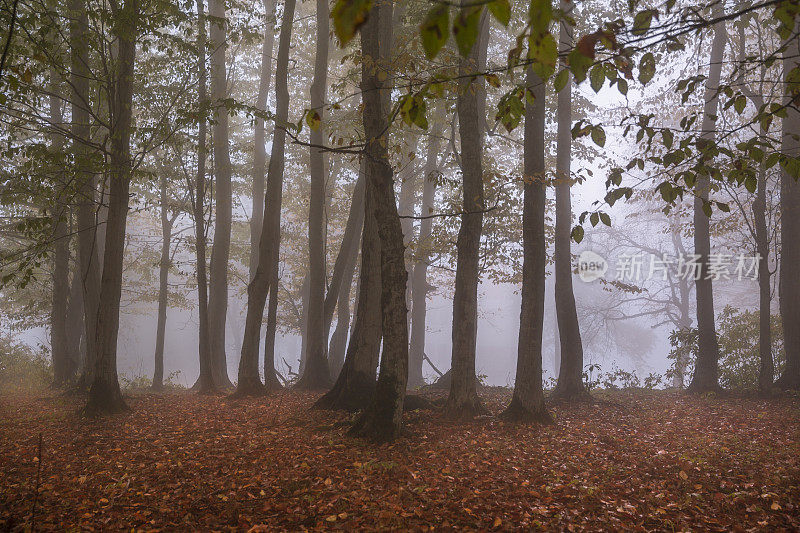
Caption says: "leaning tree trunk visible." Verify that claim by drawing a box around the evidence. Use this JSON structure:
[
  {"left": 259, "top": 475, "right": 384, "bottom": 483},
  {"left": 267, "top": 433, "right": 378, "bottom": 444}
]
[
  {"left": 445, "top": 10, "right": 489, "bottom": 420},
  {"left": 552, "top": 0, "right": 588, "bottom": 401},
  {"left": 151, "top": 175, "right": 172, "bottom": 390},
  {"left": 296, "top": 0, "right": 331, "bottom": 389},
  {"left": 315, "top": 162, "right": 382, "bottom": 411},
  {"left": 408, "top": 109, "right": 444, "bottom": 388},
  {"left": 328, "top": 175, "right": 365, "bottom": 378},
  {"left": 81, "top": 0, "right": 138, "bottom": 417},
  {"left": 501, "top": 65, "right": 552, "bottom": 424},
  {"left": 193, "top": 0, "right": 216, "bottom": 394},
  {"left": 235, "top": 0, "right": 296, "bottom": 396},
  {"left": 207, "top": 0, "right": 233, "bottom": 389},
  {"left": 687, "top": 4, "right": 725, "bottom": 394},
  {"left": 249, "top": 0, "right": 276, "bottom": 281},
  {"left": 349, "top": 0, "right": 409, "bottom": 443},
  {"left": 70, "top": 0, "right": 101, "bottom": 390},
  {"left": 776, "top": 19, "right": 800, "bottom": 390}
]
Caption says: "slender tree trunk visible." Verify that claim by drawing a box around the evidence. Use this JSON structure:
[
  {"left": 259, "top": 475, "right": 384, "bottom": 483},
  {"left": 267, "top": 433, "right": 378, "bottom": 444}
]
[
  {"left": 296, "top": 0, "right": 331, "bottom": 389},
  {"left": 152, "top": 175, "right": 172, "bottom": 390},
  {"left": 408, "top": 110, "right": 444, "bottom": 388},
  {"left": 323, "top": 172, "right": 365, "bottom": 335},
  {"left": 752, "top": 165, "right": 774, "bottom": 394},
  {"left": 350, "top": 0, "right": 409, "bottom": 442},
  {"left": 81, "top": 0, "right": 138, "bottom": 416},
  {"left": 298, "top": 274, "right": 310, "bottom": 373},
  {"left": 250, "top": 0, "right": 276, "bottom": 281},
  {"left": 262, "top": 254, "right": 282, "bottom": 389},
  {"left": 193, "top": 0, "right": 216, "bottom": 394},
  {"left": 687, "top": 5, "right": 725, "bottom": 393},
  {"left": 501, "top": 66, "right": 552, "bottom": 423},
  {"left": 65, "top": 263, "right": 84, "bottom": 372},
  {"left": 315, "top": 161, "right": 381, "bottom": 411},
  {"left": 445, "top": 10, "right": 489, "bottom": 419},
  {"left": 70, "top": 0, "right": 101, "bottom": 391},
  {"left": 235, "top": 0, "right": 296, "bottom": 396},
  {"left": 328, "top": 238, "right": 358, "bottom": 378},
  {"left": 776, "top": 19, "right": 800, "bottom": 390},
  {"left": 207, "top": 0, "right": 233, "bottom": 388},
  {"left": 553, "top": 0, "right": 587, "bottom": 400}
]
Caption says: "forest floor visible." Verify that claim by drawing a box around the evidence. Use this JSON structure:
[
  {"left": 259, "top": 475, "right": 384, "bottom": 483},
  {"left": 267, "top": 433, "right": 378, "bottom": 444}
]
[{"left": 0, "top": 388, "right": 798, "bottom": 531}]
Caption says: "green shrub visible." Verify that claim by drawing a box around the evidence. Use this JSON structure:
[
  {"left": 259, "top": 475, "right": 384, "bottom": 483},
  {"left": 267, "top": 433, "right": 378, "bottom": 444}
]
[{"left": 0, "top": 334, "right": 52, "bottom": 391}]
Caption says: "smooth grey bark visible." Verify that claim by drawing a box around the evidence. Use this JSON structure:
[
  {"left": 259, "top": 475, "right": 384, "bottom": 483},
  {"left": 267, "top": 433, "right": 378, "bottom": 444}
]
[
  {"left": 552, "top": 0, "right": 588, "bottom": 400},
  {"left": 235, "top": 0, "right": 296, "bottom": 396},
  {"left": 151, "top": 174, "right": 176, "bottom": 390},
  {"left": 322, "top": 172, "right": 366, "bottom": 336},
  {"left": 776, "top": 19, "right": 800, "bottom": 390},
  {"left": 81, "top": 0, "right": 138, "bottom": 416},
  {"left": 250, "top": 0, "right": 276, "bottom": 281},
  {"left": 328, "top": 176, "right": 366, "bottom": 378},
  {"left": 207, "top": 0, "right": 233, "bottom": 389},
  {"left": 501, "top": 67, "right": 551, "bottom": 423},
  {"left": 687, "top": 5, "right": 725, "bottom": 393},
  {"left": 408, "top": 110, "right": 444, "bottom": 388},
  {"left": 193, "top": 0, "right": 216, "bottom": 393},
  {"left": 65, "top": 263, "right": 85, "bottom": 370},
  {"left": 296, "top": 0, "right": 331, "bottom": 389},
  {"left": 70, "top": 0, "right": 101, "bottom": 390},
  {"left": 262, "top": 253, "right": 282, "bottom": 390},
  {"left": 315, "top": 162, "right": 381, "bottom": 412},
  {"left": 350, "top": 0, "right": 409, "bottom": 442},
  {"left": 445, "top": 10, "right": 489, "bottom": 419}
]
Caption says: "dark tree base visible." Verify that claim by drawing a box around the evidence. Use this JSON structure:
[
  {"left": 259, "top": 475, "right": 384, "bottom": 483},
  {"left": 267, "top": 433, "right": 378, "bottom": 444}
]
[
  {"left": 314, "top": 375, "right": 375, "bottom": 412},
  {"left": 294, "top": 361, "right": 332, "bottom": 391},
  {"left": 230, "top": 377, "right": 268, "bottom": 398},
  {"left": 499, "top": 397, "right": 554, "bottom": 424},
  {"left": 686, "top": 380, "right": 724, "bottom": 395},
  {"left": 403, "top": 394, "right": 435, "bottom": 411},
  {"left": 443, "top": 393, "right": 487, "bottom": 420},
  {"left": 550, "top": 382, "right": 592, "bottom": 403},
  {"left": 429, "top": 370, "right": 451, "bottom": 390},
  {"left": 150, "top": 382, "right": 164, "bottom": 392},
  {"left": 348, "top": 405, "right": 403, "bottom": 443},
  {"left": 774, "top": 372, "right": 800, "bottom": 391},
  {"left": 264, "top": 371, "right": 283, "bottom": 392},
  {"left": 190, "top": 376, "right": 221, "bottom": 395},
  {"left": 80, "top": 382, "right": 130, "bottom": 418}
]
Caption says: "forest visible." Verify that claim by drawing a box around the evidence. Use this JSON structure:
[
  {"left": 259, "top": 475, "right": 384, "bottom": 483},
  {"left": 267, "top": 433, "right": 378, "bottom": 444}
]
[{"left": 0, "top": 0, "right": 799, "bottom": 528}]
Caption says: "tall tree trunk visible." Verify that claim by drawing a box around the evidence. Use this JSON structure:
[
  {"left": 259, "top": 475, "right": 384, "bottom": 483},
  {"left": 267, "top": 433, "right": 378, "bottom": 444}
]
[
  {"left": 207, "top": 0, "right": 233, "bottom": 389},
  {"left": 408, "top": 109, "right": 444, "bottom": 388},
  {"left": 194, "top": 0, "right": 216, "bottom": 393},
  {"left": 70, "top": 0, "right": 101, "bottom": 391},
  {"left": 687, "top": 5, "right": 725, "bottom": 393},
  {"left": 152, "top": 175, "right": 172, "bottom": 390},
  {"left": 81, "top": 0, "right": 138, "bottom": 416},
  {"left": 349, "top": 0, "right": 409, "bottom": 443},
  {"left": 250, "top": 0, "right": 276, "bottom": 281},
  {"left": 235, "top": 0, "right": 296, "bottom": 396},
  {"left": 552, "top": 0, "right": 587, "bottom": 400},
  {"left": 445, "top": 10, "right": 489, "bottom": 419},
  {"left": 753, "top": 165, "right": 773, "bottom": 394},
  {"left": 47, "top": 41, "right": 71, "bottom": 387},
  {"left": 315, "top": 162, "right": 381, "bottom": 411},
  {"left": 296, "top": 0, "right": 331, "bottom": 389},
  {"left": 501, "top": 65, "right": 552, "bottom": 423},
  {"left": 776, "top": 19, "right": 800, "bottom": 390}
]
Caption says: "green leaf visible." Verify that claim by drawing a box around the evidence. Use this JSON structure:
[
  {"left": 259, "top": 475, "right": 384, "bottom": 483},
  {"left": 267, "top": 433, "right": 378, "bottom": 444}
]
[
  {"left": 638, "top": 52, "right": 655, "bottom": 84},
  {"left": 452, "top": 5, "right": 483, "bottom": 57},
  {"left": 305, "top": 109, "right": 321, "bottom": 131},
  {"left": 420, "top": 4, "right": 449, "bottom": 60},
  {"left": 733, "top": 94, "right": 746, "bottom": 114},
  {"left": 553, "top": 69, "right": 569, "bottom": 92},
  {"left": 528, "top": 0, "right": 553, "bottom": 34},
  {"left": 633, "top": 9, "right": 655, "bottom": 36},
  {"left": 590, "top": 212, "right": 599, "bottom": 226},
  {"left": 590, "top": 64, "right": 604, "bottom": 92},
  {"left": 717, "top": 202, "right": 730, "bottom": 213},
  {"left": 571, "top": 225, "right": 584, "bottom": 243},
  {"left": 599, "top": 212, "right": 611, "bottom": 226},
  {"left": 702, "top": 200, "right": 712, "bottom": 217},
  {"left": 617, "top": 78, "right": 628, "bottom": 95},
  {"left": 591, "top": 125, "right": 606, "bottom": 147},
  {"left": 485, "top": 73, "right": 501, "bottom": 88},
  {"left": 568, "top": 48, "right": 593, "bottom": 83},
  {"left": 487, "top": 0, "right": 510, "bottom": 26},
  {"left": 662, "top": 129, "right": 673, "bottom": 149},
  {"left": 331, "top": 0, "right": 372, "bottom": 45},
  {"left": 528, "top": 32, "right": 558, "bottom": 79}
]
